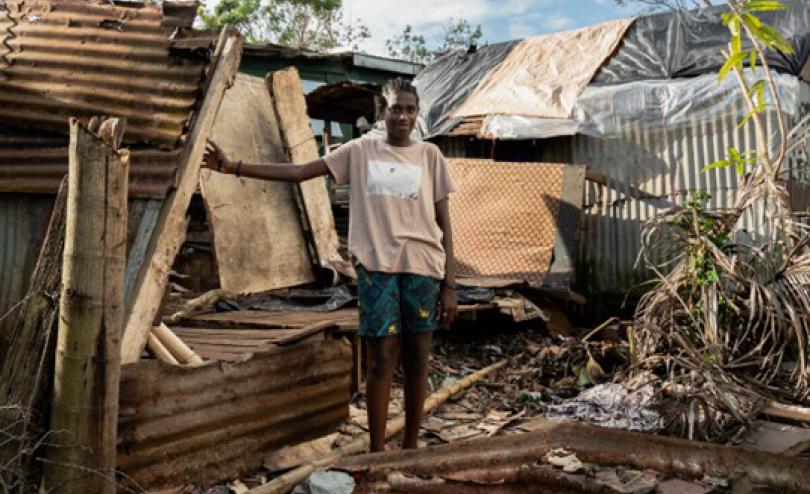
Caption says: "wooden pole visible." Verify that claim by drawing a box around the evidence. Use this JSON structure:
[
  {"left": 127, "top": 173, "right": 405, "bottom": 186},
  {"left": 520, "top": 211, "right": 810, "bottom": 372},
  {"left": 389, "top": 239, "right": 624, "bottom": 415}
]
[
  {"left": 146, "top": 333, "right": 180, "bottom": 365},
  {"left": 152, "top": 322, "right": 204, "bottom": 365},
  {"left": 42, "top": 118, "right": 128, "bottom": 494},
  {"left": 0, "top": 178, "right": 68, "bottom": 489},
  {"left": 246, "top": 359, "right": 508, "bottom": 494}
]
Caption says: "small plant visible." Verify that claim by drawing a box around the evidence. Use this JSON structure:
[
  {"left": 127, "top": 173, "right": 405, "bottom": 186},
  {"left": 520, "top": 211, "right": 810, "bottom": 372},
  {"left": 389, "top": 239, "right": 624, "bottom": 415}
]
[{"left": 633, "top": 0, "right": 810, "bottom": 441}]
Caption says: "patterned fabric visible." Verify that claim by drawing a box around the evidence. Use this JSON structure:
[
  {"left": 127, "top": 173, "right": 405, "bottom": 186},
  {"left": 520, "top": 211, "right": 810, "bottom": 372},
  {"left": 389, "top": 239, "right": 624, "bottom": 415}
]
[{"left": 356, "top": 265, "right": 441, "bottom": 337}]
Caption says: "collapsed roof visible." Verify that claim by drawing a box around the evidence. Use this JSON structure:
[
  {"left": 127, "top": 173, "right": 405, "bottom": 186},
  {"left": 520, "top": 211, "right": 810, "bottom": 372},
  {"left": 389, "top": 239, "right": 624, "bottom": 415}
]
[{"left": 415, "top": 1, "right": 810, "bottom": 139}]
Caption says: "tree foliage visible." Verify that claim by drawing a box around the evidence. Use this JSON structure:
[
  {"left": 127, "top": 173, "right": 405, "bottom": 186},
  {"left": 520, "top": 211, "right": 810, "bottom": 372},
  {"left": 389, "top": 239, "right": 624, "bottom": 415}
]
[
  {"left": 200, "top": 0, "right": 370, "bottom": 51},
  {"left": 386, "top": 18, "right": 485, "bottom": 64}
]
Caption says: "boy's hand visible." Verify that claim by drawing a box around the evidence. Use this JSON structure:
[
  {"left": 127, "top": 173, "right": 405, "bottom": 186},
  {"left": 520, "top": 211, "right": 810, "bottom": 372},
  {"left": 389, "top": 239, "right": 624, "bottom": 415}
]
[
  {"left": 439, "top": 285, "right": 458, "bottom": 329},
  {"left": 203, "top": 140, "right": 233, "bottom": 173}
]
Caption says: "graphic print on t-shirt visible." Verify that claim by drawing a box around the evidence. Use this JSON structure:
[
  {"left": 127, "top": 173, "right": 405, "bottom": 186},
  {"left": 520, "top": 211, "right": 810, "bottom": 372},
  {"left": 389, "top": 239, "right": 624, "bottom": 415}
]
[{"left": 367, "top": 160, "right": 422, "bottom": 200}]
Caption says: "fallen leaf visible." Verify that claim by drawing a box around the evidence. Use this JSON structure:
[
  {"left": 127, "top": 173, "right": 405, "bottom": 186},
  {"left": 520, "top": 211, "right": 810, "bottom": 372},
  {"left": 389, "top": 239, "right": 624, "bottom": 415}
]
[{"left": 436, "top": 424, "right": 483, "bottom": 443}]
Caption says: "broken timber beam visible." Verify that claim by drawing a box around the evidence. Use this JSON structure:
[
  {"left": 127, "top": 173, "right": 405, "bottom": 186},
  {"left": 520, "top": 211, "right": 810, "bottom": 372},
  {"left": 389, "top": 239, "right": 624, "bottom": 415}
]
[
  {"left": 121, "top": 28, "right": 243, "bottom": 364},
  {"left": 0, "top": 178, "right": 68, "bottom": 489},
  {"left": 339, "top": 420, "right": 810, "bottom": 492},
  {"left": 246, "top": 359, "right": 508, "bottom": 494},
  {"left": 42, "top": 118, "right": 129, "bottom": 494}
]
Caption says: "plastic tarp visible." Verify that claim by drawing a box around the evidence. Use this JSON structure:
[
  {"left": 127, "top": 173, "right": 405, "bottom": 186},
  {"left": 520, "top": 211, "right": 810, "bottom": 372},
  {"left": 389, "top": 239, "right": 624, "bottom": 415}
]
[
  {"left": 479, "top": 69, "right": 803, "bottom": 140},
  {"left": 453, "top": 19, "right": 634, "bottom": 120},
  {"left": 594, "top": 1, "right": 810, "bottom": 85},
  {"left": 414, "top": 40, "right": 518, "bottom": 138}
]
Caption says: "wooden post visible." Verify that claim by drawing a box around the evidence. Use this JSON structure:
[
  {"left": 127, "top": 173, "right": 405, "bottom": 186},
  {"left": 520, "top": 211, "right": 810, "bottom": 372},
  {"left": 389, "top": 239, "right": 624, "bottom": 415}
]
[
  {"left": 120, "top": 29, "right": 243, "bottom": 364},
  {"left": 0, "top": 178, "right": 68, "bottom": 489},
  {"left": 42, "top": 118, "right": 128, "bottom": 494}
]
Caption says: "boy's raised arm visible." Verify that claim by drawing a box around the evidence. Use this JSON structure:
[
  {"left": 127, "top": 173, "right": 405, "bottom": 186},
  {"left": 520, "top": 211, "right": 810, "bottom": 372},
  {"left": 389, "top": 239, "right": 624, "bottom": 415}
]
[{"left": 203, "top": 140, "right": 329, "bottom": 183}]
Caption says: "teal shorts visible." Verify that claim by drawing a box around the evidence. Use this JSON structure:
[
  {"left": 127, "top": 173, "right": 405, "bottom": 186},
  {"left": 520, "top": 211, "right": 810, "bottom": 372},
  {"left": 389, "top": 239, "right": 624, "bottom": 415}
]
[{"left": 356, "top": 264, "right": 441, "bottom": 337}]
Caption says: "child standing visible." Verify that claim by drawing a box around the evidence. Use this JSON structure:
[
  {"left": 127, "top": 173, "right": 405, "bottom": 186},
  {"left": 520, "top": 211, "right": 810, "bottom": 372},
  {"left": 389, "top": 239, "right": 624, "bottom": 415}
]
[{"left": 204, "top": 77, "right": 457, "bottom": 451}]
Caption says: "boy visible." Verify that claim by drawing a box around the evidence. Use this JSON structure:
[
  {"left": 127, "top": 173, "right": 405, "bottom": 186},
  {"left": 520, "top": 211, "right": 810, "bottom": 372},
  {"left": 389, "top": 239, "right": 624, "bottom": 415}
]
[{"left": 203, "top": 77, "right": 457, "bottom": 451}]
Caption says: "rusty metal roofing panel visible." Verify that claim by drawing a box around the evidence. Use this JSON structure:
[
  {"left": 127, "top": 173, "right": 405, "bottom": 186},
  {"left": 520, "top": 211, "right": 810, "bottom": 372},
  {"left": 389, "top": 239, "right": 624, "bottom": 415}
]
[
  {"left": 117, "top": 334, "right": 352, "bottom": 490},
  {"left": 0, "top": 194, "right": 52, "bottom": 337},
  {"left": 0, "top": 126, "right": 179, "bottom": 198},
  {"left": 0, "top": 0, "right": 215, "bottom": 148}
]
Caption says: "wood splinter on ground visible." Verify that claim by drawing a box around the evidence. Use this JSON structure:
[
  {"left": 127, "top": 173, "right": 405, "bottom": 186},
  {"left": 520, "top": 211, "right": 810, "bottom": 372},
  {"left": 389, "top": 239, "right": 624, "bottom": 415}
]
[{"left": 245, "top": 359, "right": 508, "bottom": 494}]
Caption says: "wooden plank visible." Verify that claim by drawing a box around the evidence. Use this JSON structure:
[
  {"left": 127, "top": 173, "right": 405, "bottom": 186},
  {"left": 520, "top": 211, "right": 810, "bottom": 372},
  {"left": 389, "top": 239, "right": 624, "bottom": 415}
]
[
  {"left": 121, "top": 30, "right": 243, "bottom": 364},
  {"left": 202, "top": 73, "right": 314, "bottom": 293},
  {"left": 266, "top": 67, "right": 341, "bottom": 270},
  {"left": 276, "top": 322, "right": 337, "bottom": 346},
  {"left": 43, "top": 118, "right": 128, "bottom": 494}
]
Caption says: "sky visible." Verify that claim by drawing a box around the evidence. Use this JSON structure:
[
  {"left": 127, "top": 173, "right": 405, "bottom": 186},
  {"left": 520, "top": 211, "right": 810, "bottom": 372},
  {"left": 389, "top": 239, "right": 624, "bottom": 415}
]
[{"left": 341, "top": 0, "right": 641, "bottom": 57}]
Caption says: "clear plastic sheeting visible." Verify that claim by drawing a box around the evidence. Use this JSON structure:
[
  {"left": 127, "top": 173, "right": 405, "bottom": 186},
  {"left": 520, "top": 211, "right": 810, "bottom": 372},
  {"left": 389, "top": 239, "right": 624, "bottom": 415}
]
[
  {"left": 593, "top": 1, "right": 810, "bottom": 85},
  {"left": 480, "top": 114, "right": 578, "bottom": 140},
  {"left": 577, "top": 70, "right": 802, "bottom": 139},
  {"left": 480, "top": 70, "right": 803, "bottom": 140}
]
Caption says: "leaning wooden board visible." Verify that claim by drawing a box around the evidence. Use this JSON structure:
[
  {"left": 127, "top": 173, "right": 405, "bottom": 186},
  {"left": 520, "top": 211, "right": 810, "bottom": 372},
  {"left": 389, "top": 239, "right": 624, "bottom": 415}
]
[{"left": 201, "top": 73, "right": 315, "bottom": 293}]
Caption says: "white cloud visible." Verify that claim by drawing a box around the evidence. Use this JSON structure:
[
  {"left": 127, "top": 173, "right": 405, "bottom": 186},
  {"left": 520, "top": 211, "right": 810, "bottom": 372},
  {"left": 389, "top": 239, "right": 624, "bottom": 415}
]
[
  {"left": 343, "top": 0, "right": 551, "bottom": 56},
  {"left": 543, "top": 13, "right": 574, "bottom": 31}
]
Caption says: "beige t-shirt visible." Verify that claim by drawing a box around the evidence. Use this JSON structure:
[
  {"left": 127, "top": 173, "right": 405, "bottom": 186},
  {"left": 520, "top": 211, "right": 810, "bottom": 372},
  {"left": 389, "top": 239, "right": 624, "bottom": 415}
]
[{"left": 323, "top": 137, "right": 454, "bottom": 279}]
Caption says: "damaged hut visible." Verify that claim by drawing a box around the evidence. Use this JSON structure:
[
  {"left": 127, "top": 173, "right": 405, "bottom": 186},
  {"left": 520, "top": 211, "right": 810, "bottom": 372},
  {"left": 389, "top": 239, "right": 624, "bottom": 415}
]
[
  {"left": 413, "top": 2, "right": 810, "bottom": 299},
  {"left": 0, "top": 0, "right": 352, "bottom": 491}
]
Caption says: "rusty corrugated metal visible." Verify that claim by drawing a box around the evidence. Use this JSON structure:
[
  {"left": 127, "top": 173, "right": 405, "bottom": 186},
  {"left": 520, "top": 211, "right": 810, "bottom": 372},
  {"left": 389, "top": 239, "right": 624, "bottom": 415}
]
[
  {"left": 117, "top": 334, "right": 352, "bottom": 490},
  {"left": 0, "top": 194, "right": 52, "bottom": 337},
  {"left": 0, "top": 126, "right": 180, "bottom": 198},
  {"left": 0, "top": 0, "right": 214, "bottom": 148}
]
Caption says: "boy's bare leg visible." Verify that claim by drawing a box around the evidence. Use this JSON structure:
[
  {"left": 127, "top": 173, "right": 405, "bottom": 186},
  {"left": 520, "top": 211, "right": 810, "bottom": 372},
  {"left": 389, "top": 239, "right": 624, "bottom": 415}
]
[
  {"left": 401, "top": 331, "right": 432, "bottom": 449},
  {"left": 365, "top": 335, "right": 400, "bottom": 452}
]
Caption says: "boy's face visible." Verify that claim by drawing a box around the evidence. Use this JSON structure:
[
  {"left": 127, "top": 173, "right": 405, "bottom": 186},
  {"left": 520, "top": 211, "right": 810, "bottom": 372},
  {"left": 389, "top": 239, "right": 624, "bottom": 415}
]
[{"left": 384, "top": 91, "right": 418, "bottom": 141}]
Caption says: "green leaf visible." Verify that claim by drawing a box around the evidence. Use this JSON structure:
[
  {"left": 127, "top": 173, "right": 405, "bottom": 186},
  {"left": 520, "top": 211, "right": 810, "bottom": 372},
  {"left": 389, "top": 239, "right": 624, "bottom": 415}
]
[
  {"left": 728, "top": 147, "right": 741, "bottom": 160},
  {"left": 748, "top": 79, "right": 766, "bottom": 98},
  {"left": 721, "top": 12, "right": 734, "bottom": 25},
  {"left": 736, "top": 161, "right": 746, "bottom": 175},
  {"left": 742, "top": 12, "right": 764, "bottom": 29},
  {"left": 749, "top": 49, "right": 758, "bottom": 71},
  {"left": 703, "top": 160, "right": 733, "bottom": 171},
  {"left": 718, "top": 50, "right": 749, "bottom": 81},
  {"left": 760, "top": 25, "right": 794, "bottom": 54},
  {"left": 745, "top": 0, "right": 788, "bottom": 12}
]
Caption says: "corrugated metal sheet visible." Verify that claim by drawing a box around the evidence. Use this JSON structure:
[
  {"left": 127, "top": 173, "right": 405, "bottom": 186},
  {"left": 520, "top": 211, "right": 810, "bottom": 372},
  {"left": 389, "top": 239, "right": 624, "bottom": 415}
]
[
  {"left": 572, "top": 82, "right": 810, "bottom": 292},
  {"left": 0, "top": 194, "right": 52, "bottom": 336},
  {"left": 0, "top": 0, "right": 214, "bottom": 148},
  {"left": 117, "top": 334, "right": 352, "bottom": 490},
  {"left": 0, "top": 126, "right": 180, "bottom": 198}
]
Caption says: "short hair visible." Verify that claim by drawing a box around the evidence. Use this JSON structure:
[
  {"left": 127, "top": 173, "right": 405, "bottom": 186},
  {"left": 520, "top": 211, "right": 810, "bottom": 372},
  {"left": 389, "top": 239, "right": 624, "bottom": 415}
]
[{"left": 382, "top": 77, "right": 419, "bottom": 107}]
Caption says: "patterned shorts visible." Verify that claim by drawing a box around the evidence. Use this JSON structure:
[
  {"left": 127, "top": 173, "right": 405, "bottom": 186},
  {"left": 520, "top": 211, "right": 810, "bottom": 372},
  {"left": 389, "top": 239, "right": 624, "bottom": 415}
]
[{"left": 356, "top": 264, "right": 441, "bottom": 337}]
